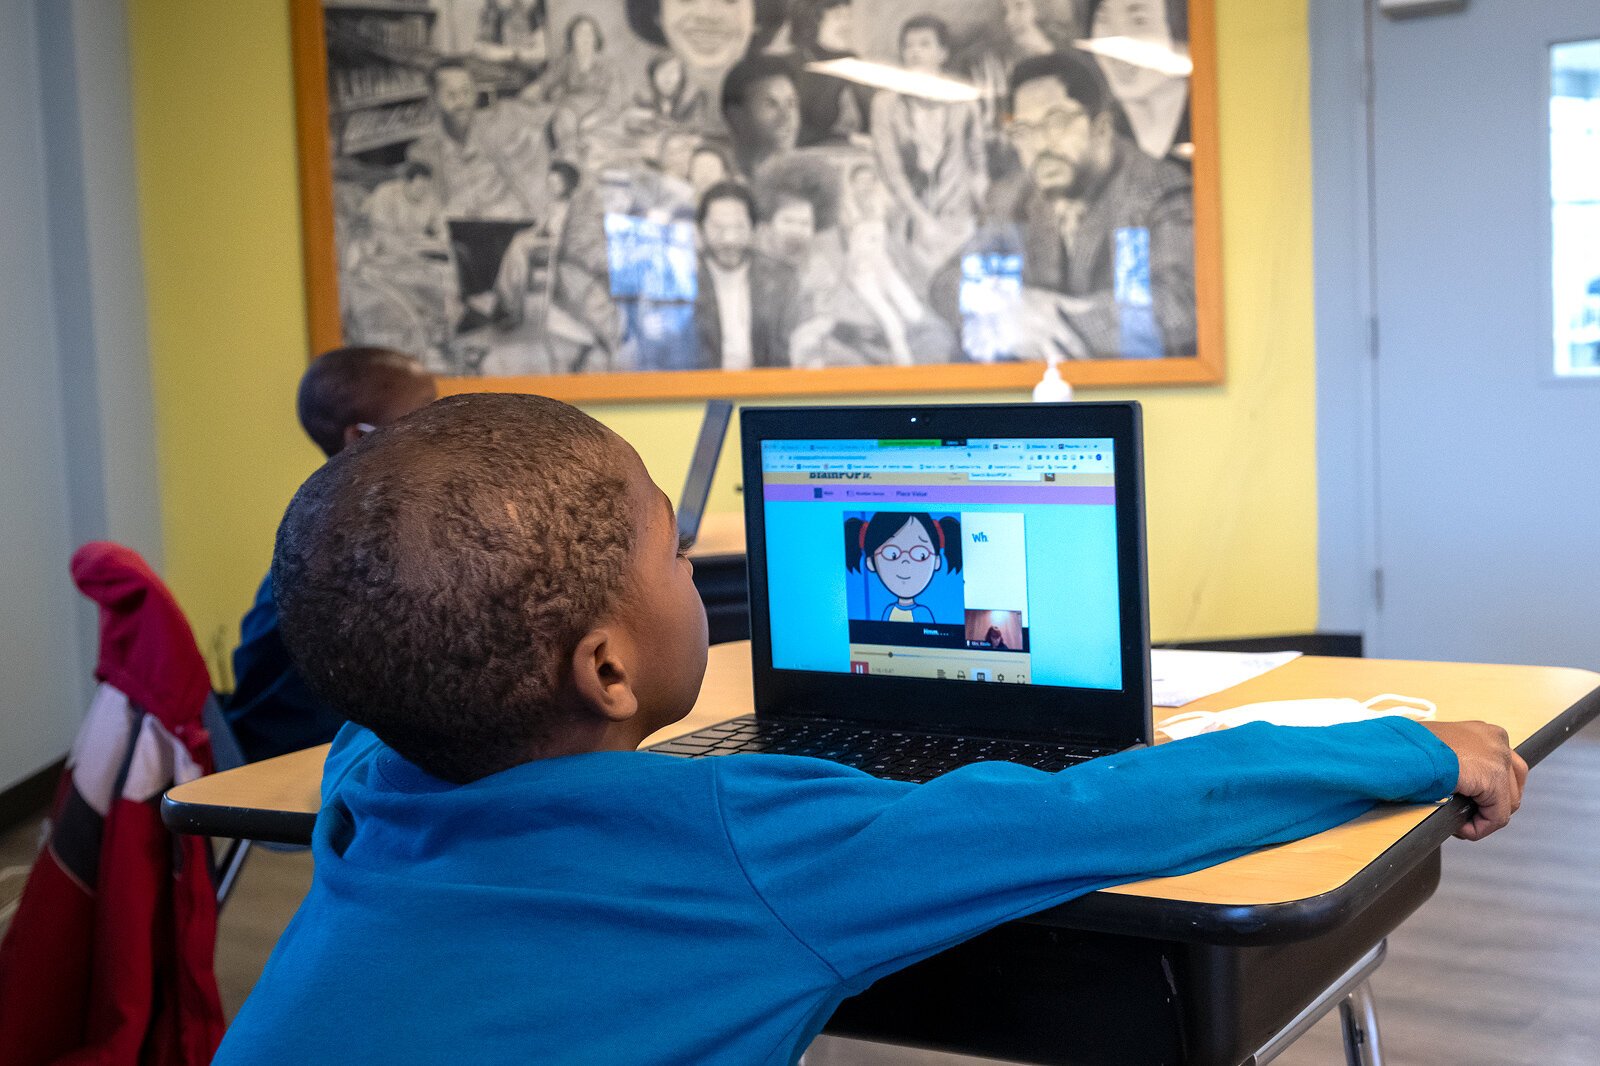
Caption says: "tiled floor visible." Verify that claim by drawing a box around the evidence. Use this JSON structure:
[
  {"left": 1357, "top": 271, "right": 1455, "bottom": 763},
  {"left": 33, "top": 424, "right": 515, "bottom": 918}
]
[{"left": 4, "top": 718, "right": 1597, "bottom": 1063}]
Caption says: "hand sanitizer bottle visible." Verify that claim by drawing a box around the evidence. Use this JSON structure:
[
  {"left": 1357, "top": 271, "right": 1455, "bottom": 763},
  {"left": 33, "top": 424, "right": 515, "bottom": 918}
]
[{"left": 1032, "top": 354, "right": 1074, "bottom": 402}]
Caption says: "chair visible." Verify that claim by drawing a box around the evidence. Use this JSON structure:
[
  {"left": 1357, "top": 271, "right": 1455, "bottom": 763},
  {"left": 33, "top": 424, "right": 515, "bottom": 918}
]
[
  {"left": 201, "top": 693, "right": 256, "bottom": 906},
  {"left": 0, "top": 542, "right": 227, "bottom": 1064}
]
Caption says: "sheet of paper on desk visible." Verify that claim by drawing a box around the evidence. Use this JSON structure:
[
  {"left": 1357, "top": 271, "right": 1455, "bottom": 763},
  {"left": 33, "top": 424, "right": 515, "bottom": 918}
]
[{"left": 1150, "top": 649, "right": 1302, "bottom": 708}]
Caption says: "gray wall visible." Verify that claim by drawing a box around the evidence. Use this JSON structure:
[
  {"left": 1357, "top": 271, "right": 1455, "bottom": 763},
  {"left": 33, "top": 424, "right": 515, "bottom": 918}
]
[
  {"left": 1311, "top": 0, "right": 1379, "bottom": 637},
  {"left": 0, "top": 0, "right": 162, "bottom": 793}
]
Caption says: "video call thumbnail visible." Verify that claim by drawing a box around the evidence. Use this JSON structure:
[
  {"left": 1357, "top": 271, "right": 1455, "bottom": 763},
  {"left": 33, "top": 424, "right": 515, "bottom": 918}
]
[{"left": 842, "top": 509, "right": 1032, "bottom": 680}]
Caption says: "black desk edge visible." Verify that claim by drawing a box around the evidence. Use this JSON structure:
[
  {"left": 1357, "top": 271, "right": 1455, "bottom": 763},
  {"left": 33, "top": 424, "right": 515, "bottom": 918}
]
[{"left": 160, "top": 794, "right": 316, "bottom": 847}]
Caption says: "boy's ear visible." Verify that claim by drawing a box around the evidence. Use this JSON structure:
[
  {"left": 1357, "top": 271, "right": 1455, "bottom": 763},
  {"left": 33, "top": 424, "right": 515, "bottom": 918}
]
[{"left": 568, "top": 628, "right": 639, "bottom": 724}]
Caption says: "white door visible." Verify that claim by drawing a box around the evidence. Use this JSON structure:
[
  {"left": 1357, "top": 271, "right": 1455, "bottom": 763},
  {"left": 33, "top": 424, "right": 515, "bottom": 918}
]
[{"left": 1367, "top": 0, "right": 1600, "bottom": 665}]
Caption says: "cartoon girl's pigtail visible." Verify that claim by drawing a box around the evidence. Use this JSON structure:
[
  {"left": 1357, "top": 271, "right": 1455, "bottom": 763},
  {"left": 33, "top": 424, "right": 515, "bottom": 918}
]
[
  {"left": 844, "top": 517, "right": 867, "bottom": 572},
  {"left": 938, "top": 516, "right": 963, "bottom": 573}
]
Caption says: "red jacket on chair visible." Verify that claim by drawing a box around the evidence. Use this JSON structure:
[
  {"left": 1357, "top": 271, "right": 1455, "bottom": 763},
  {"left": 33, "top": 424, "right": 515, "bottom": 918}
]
[{"left": 0, "top": 543, "right": 225, "bottom": 1065}]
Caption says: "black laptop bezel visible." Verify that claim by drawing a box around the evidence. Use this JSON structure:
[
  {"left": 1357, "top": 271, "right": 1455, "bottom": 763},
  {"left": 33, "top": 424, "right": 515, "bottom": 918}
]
[
  {"left": 740, "top": 402, "right": 1152, "bottom": 750},
  {"left": 676, "top": 399, "right": 735, "bottom": 547}
]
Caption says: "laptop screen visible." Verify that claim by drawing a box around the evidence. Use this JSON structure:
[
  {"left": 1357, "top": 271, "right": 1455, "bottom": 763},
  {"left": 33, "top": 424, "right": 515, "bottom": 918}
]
[{"left": 759, "top": 436, "right": 1121, "bottom": 691}]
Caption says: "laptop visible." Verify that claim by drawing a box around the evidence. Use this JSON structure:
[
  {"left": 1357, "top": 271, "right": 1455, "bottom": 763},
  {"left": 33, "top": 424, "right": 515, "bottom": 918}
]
[
  {"left": 650, "top": 402, "right": 1152, "bottom": 782},
  {"left": 676, "top": 400, "right": 735, "bottom": 549}
]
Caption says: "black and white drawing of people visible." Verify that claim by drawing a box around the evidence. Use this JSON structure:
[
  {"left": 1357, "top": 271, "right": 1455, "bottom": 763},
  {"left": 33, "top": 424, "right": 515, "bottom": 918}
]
[
  {"left": 406, "top": 57, "right": 551, "bottom": 219},
  {"left": 721, "top": 54, "right": 802, "bottom": 178},
  {"left": 477, "top": 0, "right": 549, "bottom": 63},
  {"left": 521, "top": 15, "right": 625, "bottom": 165},
  {"left": 481, "top": 160, "right": 622, "bottom": 374},
  {"left": 694, "top": 182, "right": 800, "bottom": 369},
  {"left": 871, "top": 16, "right": 988, "bottom": 278},
  {"left": 789, "top": 0, "right": 874, "bottom": 146},
  {"left": 625, "top": 0, "right": 789, "bottom": 136},
  {"left": 932, "top": 47, "right": 1195, "bottom": 360},
  {"left": 1084, "top": 0, "right": 1191, "bottom": 163},
  {"left": 326, "top": 0, "right": 1199, "bottom": 376}
]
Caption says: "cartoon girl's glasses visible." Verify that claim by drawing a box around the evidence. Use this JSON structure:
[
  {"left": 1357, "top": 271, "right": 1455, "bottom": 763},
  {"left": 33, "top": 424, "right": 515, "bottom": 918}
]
[{"left": 876, "top": 545, "right": 934, "bottom": 563}]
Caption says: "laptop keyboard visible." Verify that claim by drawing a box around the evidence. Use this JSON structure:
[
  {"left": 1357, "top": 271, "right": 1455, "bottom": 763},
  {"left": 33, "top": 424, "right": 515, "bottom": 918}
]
[{"left": 647, "top": 716, "right": 1115, "bottom": 784}]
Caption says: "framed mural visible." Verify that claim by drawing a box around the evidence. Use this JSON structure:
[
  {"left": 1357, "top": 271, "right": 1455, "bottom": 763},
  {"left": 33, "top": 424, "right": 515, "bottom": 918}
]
[{"left": 290, "top": 0, "right": 1222, "bottom": 401}]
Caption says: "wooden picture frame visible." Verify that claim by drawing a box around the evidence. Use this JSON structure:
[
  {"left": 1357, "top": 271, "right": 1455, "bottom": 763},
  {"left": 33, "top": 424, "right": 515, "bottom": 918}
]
[{"left": 290, "top": 0, "right": 1222, "bottom": 401}]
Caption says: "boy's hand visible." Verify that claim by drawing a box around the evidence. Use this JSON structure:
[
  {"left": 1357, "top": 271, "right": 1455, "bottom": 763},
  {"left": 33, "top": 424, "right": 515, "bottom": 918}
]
[{"left": 1419, "top": 721, "right": 1529, "bottom": 840}]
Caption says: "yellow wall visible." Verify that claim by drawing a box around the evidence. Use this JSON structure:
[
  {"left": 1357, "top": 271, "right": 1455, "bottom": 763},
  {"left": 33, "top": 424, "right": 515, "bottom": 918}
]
[{"left": 129, "top": 0, "right": 1316, "bottom": 679}]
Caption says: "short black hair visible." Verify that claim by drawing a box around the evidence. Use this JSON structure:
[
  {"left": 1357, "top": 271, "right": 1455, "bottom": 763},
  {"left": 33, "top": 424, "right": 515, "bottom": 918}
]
[
  {"left": 426, "top": 57, "right": 471, "bottom": 93},
  {"left": 272, "top": 393, "right": 637, "bottom": 784},
  {"left": 1008, "top": 49, "right": 1113, "bottom": 119},
  {"left": 296, "top": 346, "right": 433, "bottom": 458},
  {"left": 898, "top": 14, "right": 951, "bottom": 53},
  {"left": 624, "top": 0, "right": 789, "bottom": 49},
  {"left": 1086, "top": 0, "right": 1188, "bottom": 44},
  {"left": 720, "top": 53, "right": 797, "bottom": 115},
  {"left": 790, "top": 0, "right": 852, "bottom": 54},
  {"left": 696, "top": 180, "right": 756, "bottom": 227},
  {"left": 564, "top": 14, "right": 605, "bottom": 52}
]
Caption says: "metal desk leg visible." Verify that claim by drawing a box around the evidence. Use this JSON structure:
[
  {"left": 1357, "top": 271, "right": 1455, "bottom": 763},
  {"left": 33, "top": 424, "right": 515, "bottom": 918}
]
[
  {"left": 1249, "top": 939, "right": 1387, "bottom": 1066},
  {"left": 1339, "top": 979, "right": 1384, "bottom": 1066}
]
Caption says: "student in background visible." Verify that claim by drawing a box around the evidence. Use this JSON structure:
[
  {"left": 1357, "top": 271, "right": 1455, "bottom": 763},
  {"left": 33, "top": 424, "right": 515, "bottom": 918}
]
[
  {"left": 215, "top": 393, "right": 1524, "bottom": 1065},
  {"left": 224, "top": 347, "right": 436, "bottom": 763}
]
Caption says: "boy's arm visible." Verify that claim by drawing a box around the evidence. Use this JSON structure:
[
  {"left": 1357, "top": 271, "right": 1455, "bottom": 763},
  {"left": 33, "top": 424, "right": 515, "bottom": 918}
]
[{"left": 713, "top": 718, "right": 1459, "bottom": 987}]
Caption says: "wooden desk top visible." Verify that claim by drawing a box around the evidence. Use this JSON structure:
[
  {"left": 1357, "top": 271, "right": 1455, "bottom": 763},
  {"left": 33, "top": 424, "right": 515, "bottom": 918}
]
[
  {"left": 167, "top": 642, "right": 1599, "bottom": 914},
  {"left": 686, "top": 511, "right": 745, "bottom": 559}
]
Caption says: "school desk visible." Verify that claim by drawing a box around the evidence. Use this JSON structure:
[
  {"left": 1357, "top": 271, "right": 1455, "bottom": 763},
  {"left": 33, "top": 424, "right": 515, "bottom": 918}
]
[{"left": 163, "top": 643, "right": 1600, "bottom": 1066}]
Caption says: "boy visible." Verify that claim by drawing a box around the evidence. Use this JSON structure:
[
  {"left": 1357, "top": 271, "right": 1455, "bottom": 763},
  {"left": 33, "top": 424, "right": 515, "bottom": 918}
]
[
  {"left": 217, "top": 394, "right": 1524, "bottom": 1065},
  {"left": 224, "top": 346, "right": 437, "bottom": 763}
]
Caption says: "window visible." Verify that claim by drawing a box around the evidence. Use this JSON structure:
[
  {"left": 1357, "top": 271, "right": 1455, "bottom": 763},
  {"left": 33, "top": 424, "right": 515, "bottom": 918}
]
[{"left": 1551, "top": 40, "right": 1600, "bottom": 377}]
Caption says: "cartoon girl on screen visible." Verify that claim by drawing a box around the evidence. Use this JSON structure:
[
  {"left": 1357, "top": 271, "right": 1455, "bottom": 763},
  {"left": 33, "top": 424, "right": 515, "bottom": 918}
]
[{"left": 844, "top": 512, "right": 963, "bottom": 624}]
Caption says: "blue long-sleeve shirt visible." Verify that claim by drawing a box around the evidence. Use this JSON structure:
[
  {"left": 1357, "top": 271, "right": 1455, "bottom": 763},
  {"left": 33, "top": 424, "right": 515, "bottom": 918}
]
[{"left": 216, "top": 718, "right": 1457, "bottom": 1066}]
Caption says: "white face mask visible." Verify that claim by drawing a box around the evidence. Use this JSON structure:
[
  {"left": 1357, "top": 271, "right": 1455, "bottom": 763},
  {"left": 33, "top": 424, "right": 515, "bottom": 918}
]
[{"left": 1159, "top": 694, "right": 1437, "bottom": 742}]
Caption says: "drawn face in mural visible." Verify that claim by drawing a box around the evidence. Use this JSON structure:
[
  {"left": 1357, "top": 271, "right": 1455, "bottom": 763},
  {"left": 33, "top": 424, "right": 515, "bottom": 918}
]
[
  {"left": 432, "top": 66, "right": 478, "bottom": 141},
  {"left": 737, "top": 73, "right": 801, "bottom": 156},
  {"left": 899, "top": 26, "right": 949, "bottom": 75},
  {"left": 1010, "top": 74, "right": 1112, "bottom": 200},
  {"left": 866, "top": 516, "right": 942, "bottom": 603},
  {"left": 767, "top": 196, "right": 816, "bottom": 260},
  {"left": 688, "top": 147, "right": 731, "bottom": 193},
  {"left": 661, "top": 0, "right": 756, "bottom": 75},
  {"left": 848, "top": 163, "right": 885, "bottom": 218},
  {"left": 701, "top": 195, "right": 755, "bottom": 269},
  {"left": 660, "top": 132, "right": 699, "bottom": 180},
  {"left": 653, "top": 53, "right": 688, "bottom": 98},
  {"left": 1090, "top": 0, "right": 1176, "bottom": 100},
  {"left": 816, "top": 1, "right": 854, "bottom": 53}
]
